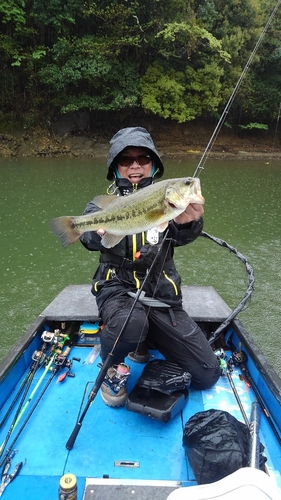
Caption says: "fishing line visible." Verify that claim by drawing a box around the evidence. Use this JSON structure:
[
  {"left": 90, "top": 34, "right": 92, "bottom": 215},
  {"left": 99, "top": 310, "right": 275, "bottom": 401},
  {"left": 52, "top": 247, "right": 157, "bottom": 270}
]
[{"left": 193, "top": 0, "right": 281, "bottom": 178}]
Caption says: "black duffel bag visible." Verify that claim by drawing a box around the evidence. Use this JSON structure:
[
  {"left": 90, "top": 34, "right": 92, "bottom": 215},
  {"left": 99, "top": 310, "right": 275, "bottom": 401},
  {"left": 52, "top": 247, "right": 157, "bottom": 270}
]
[{"left": 183, "top": 409, "right": 250, "bottom": 484}]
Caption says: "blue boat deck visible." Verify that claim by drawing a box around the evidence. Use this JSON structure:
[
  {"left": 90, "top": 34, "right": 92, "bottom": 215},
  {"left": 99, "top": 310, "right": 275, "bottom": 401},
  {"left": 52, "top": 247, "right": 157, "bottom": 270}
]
[
  {"left": 0, "top": 286, "right": 280, "bottom": 499},
  {"left": 0, "top": 346, "right": 280, "bottom": 499}
]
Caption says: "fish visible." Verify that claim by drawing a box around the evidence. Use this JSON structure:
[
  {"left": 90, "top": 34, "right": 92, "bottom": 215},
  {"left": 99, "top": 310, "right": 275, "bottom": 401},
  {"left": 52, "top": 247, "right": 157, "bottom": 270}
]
[{"left": 49, "top": 177, "right": 204, "bottom": 249}]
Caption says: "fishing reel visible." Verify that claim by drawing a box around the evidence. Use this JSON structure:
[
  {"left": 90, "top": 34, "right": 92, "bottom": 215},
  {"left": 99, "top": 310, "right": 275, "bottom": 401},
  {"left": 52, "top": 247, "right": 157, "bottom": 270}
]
[
  {"left": 214, "top": 348, "right": 228, "bottom": 376},
  {"left": 31, "top": 350, "right": 46, "bottom": 365},
  {"left": 53, "top": 354, "right": 81, "bottom": 382},
  {"left": 41, "top": 329, "right": 69, "bottom": 346},
  {"left": 229, "top": 349, "right": 248, "bottom": 367}
]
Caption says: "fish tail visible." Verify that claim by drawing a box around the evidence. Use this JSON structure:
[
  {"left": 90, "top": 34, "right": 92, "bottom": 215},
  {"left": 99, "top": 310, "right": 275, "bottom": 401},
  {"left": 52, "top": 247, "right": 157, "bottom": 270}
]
[{"left": 49, "top": 216, "right": 81, "bottom": 248}]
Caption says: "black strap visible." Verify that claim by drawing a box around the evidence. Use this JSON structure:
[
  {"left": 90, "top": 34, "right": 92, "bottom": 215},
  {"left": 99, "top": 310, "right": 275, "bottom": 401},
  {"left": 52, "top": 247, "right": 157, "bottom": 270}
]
[
  {"left": 100, "top": 253, "right": 133, "bottom": 269},
  {"left": 100, "top": 253, "right": 174, "bottom": 273}
]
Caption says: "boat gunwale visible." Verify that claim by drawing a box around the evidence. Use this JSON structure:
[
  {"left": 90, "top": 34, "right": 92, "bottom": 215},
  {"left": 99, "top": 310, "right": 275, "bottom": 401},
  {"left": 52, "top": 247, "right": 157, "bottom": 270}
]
[
  {"left": 231, "top": 318, "right": 281, "bottom": 404},
  {"left": 0, "top": 316, "right": 46, "bottom": 384},
  {"left": 0, "top": 286, "right": 280, "bottom": 419}
]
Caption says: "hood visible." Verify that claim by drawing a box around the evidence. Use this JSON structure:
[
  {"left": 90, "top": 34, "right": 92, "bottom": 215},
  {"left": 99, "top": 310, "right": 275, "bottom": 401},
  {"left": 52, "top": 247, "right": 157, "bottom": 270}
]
[{"left": 106, "top": 127, "right": 164, "bottom": 180}]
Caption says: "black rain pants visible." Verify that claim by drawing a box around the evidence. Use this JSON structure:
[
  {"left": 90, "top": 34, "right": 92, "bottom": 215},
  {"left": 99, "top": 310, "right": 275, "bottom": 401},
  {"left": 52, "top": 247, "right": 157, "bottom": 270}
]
[{"left": 99, "top": 295, "right": 220, "bottom": 390}]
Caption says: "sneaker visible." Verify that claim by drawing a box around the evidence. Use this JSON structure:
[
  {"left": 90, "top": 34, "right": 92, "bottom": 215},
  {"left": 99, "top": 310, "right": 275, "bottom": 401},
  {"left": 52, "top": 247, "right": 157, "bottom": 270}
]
[
  {"left": 127, "top": 348, "right": 150, "bottom": 364},
  {"left": 100, "top": 363, "right": 130, "bottom": 407}
]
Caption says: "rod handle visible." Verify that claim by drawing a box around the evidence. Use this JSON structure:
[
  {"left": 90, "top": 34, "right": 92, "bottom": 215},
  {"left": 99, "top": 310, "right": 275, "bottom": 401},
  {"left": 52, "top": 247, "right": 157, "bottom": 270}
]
[{"left": 65, "top": 422, "right": 82, "bottom": 450}]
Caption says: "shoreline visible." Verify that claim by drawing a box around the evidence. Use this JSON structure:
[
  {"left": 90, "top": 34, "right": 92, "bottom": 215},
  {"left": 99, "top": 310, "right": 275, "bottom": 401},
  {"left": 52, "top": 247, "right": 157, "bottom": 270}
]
[{"left": 1, "top": 127, "right": 281, "bottom": 161}]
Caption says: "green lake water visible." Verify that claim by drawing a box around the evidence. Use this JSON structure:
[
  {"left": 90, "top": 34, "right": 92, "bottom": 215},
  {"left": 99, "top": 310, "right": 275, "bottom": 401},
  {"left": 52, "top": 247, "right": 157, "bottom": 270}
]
[{"left": 0, "top": 156, "right": 280, "bottom": 376}]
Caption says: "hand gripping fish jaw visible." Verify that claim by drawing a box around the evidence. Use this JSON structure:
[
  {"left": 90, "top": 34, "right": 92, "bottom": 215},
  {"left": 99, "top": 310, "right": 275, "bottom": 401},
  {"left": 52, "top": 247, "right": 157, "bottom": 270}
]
[{"left": 165, "top": 178, "right": 204, "bottom": 211}]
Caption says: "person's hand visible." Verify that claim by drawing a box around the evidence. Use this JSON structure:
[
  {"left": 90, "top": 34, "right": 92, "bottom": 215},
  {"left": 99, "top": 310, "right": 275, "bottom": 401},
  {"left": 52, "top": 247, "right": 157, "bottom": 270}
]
[
  {"left": 173, "top": 203, "right": 204, "bottom": 224},
  {"left": 97, "top": 229, "right": 105, "bottom": 236}
]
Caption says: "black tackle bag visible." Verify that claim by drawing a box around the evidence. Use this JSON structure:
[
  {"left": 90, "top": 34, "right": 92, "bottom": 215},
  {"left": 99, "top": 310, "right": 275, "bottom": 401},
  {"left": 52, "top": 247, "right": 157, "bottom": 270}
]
[{"left": 183, "top": 409, "right": 250, "bottom": 484}]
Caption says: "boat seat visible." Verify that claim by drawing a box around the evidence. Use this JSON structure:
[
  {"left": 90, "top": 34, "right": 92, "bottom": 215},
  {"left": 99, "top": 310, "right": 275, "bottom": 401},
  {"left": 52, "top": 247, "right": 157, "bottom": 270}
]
[
  {"left": 166, "top": 467, "right": 281, "bottom": 500},
  {"left": 126, "top": 359, "right": 191, "bottom": 422}
]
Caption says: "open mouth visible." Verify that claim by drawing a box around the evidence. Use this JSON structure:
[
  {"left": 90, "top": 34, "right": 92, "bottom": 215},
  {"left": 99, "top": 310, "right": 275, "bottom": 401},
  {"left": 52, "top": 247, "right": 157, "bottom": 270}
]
[{"left": 129, "top": 174, "right": 143, "bottom": 181}]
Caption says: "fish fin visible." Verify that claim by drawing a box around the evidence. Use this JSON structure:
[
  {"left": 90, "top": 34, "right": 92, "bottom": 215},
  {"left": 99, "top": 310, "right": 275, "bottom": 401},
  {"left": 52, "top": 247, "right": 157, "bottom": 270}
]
[
  {"left": 157, "top": 221, "right": 169, "bottom": 232},
  {"left": 49, "top": 216, "right": 81, "bottom": 248},
  {"left": 93, "top": 195, "right": 116, "bottom": 209},
  {"left": 101, "top": 233, "right": 125, "bottom": 249}
]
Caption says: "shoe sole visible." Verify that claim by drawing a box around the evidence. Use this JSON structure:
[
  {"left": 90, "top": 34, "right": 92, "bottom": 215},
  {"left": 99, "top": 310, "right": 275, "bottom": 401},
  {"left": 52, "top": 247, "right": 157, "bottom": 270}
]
[
  {"left": 100, "top": 390, "right": 128, "bottom": 408},
  {"left": 127, "top": 351, "right": 150, "bottom": 364}
]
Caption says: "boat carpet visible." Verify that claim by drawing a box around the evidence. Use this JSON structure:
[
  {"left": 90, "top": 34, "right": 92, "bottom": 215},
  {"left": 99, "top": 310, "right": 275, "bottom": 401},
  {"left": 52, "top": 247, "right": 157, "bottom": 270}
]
[{"left": 0, "top": 346, "right": 280, "bottom": 500}]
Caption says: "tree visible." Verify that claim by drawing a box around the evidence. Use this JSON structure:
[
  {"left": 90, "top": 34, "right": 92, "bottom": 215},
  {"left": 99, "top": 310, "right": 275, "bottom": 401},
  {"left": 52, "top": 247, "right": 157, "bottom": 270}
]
[
  {"left": 0, "top": 0, "right": 281, "bottom": 128},
  {"left": 140, "top": 20, "right": 229, "bottom": 122}
]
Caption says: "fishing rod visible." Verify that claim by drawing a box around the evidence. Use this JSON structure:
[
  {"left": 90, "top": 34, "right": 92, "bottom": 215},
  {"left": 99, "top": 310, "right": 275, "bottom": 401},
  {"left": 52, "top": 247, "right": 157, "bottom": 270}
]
[
  {"left": 0, "top": 331, "right": 70, "bottom": 458},
  {"left": 66, "top": 231, "right": 170, "bottom": 450},
  {"left": 0, "top": 329, "right": 67, "bottom": 430},
  {"left": 193, "top": 0, "right": 281, "bottom": 177},
  {"left": 215, "top": 348, "right": 249, "bottom": 424},
  {"left": 11, "top": 331, "right": 70, "bottom": 426},
  {"left": 226, "top": 366, "right": 263, "bottom": 470},
  {"left": 216, "top": 349, "right": 264, "bottom": 470},
  {"left": 0, "top": 347, "right": 78, "bottom": 468},
  {"left": 0, "top": 351, "right": 56, "bottom": 459},
  {"left": 227, "top": 370, "right": 249, "bottom": 426},
  {"left": 248, "top": 400, "right": 261, "bottom": 469},
  {"left": 0, "top": 348, "right": 46, "bottom": 430},
  {"left": 198, "top": 232, "right": 255, "bottom": 344},
  {"left": 227, "top": 347, "right": 281, "bottom": 460},
  {"left": 233, "top": 349, "right": 281, "bottom": 447}
]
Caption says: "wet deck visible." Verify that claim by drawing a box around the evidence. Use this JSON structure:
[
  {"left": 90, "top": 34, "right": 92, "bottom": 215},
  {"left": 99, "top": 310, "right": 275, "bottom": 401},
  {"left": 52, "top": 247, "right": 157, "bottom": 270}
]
[{"left": 41, "top": 284, "right": 232, "bottom": 322}]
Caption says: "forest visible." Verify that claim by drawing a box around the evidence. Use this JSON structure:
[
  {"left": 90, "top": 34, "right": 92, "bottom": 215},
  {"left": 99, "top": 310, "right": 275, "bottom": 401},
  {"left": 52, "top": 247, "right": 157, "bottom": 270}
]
[{"left": 1, "top": 0, "right": 281, "bottom": 135}]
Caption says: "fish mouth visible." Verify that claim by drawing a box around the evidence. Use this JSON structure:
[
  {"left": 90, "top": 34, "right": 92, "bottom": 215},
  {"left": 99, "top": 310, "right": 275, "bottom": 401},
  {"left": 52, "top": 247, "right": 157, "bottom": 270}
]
[{"left": 168, "top": 202, "right": 177, "bottom": 209}]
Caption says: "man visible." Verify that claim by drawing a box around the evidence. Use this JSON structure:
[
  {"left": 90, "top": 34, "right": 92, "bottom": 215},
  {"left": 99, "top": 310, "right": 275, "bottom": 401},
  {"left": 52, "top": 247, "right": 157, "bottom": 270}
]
[{"left": 80, "top": 126, "right": 220, "bottom": 407}]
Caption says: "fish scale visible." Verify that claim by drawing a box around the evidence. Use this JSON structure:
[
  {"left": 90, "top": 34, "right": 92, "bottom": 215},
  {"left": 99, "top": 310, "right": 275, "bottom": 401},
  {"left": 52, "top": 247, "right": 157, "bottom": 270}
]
[{"left": 50, "top": 177, "right": 204, "bottom": 249}]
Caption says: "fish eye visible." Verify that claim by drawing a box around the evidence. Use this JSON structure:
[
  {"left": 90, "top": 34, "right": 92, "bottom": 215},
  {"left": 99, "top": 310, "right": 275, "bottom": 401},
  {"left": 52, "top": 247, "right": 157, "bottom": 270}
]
[{"left": 185, "top": 180, "right": 191, "bottom": 186}]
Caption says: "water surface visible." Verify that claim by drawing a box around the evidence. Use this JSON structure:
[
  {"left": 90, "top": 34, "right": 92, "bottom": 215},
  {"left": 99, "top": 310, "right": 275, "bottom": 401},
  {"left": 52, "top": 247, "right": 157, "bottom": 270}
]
[{"left": 0, "top": 157, "right": 280, "bottom": 375}]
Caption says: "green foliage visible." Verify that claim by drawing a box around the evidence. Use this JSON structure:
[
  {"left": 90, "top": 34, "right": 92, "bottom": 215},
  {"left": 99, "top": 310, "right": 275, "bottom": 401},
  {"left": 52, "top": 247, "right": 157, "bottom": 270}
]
[
  {"left": 155, "top": 22, "right": 230, "bottom": 64},
  {"left": 239, "top": 123, "right": 268, "bottom": 130},
  {"left": 38, "top": 37, "right": 140, "bottom": 112},
  {"left": 141, "top": 61, "right": 223, "bottom": 122},
  {"left": 0, "top": 0, "right": 26, "bottom": 28},
  {"left": 0, "top": 0, "right": 281, "bottom": 126}
]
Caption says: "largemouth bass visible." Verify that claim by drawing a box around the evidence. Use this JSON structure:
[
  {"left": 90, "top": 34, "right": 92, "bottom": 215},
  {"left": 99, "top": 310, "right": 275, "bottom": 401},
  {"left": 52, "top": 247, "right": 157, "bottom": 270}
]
[{"left": 50, "top": 177, "right": 204, "bottom": 249}]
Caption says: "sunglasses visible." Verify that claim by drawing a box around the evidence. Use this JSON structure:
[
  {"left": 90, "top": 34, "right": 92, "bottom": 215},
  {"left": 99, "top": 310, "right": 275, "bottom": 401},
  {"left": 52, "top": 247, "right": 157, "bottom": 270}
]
[{"left": 117, "top": 154, "right": 152, "bottom": 167}]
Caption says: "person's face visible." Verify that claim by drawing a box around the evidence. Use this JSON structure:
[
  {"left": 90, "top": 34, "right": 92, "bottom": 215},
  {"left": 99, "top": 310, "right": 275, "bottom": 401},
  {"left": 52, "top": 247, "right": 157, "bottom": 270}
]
[{"left": 116, "top": 147, "right": 153, "bottom": 183}]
